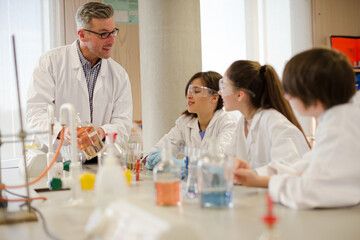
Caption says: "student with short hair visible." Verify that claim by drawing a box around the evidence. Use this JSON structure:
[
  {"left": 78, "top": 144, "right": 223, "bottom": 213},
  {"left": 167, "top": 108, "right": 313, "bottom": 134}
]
[{"left": 233, "top": 48, "right": 360, "bottom": 209}]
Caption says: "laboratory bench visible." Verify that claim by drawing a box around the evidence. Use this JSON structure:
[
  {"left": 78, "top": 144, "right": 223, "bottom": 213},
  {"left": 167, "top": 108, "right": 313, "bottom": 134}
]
[{"left": 1, "top": 158, "right": 360, "bottom": 240}]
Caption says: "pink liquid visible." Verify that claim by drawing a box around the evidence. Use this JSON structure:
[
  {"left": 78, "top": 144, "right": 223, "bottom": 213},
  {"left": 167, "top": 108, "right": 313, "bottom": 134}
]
[{"left": 155, "top": 181, "right": 181, "bottom": 206}]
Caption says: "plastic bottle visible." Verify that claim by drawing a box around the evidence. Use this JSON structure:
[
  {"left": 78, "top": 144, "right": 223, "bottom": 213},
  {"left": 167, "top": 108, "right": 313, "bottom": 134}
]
[
  {"left": 95, "top": 143, "right": 128, "bottom": 208},
  {"left": 98, "top": 133, "right": 126, "bottom": 169},
  {"left": 197, "top": 138, "right": 233, "bottom": 208},
  {"left": 153, "top": 143, "right": 181, "bottom": 206},
  {"left": 75, "top": 113, "right": 104, "bottom": 160}
]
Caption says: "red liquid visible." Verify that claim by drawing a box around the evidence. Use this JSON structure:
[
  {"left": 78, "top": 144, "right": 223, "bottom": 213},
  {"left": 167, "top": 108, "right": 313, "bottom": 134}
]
[{"left": 155, "top": 181, "right": 181, "bottom": 206}]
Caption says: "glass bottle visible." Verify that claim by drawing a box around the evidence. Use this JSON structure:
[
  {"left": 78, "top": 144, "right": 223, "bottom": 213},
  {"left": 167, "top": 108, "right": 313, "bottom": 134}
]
[
  {"left": 153, "top": 143, "right": 181, "bottom": 206},
  {"left": 98, "top": 133, "right": 126, "bottom": 169},
  {"left": 197, "top": 138, "right": 233, "bottom": 208},
  {"left": 75, "top": 113, "right": 104, "bottom": 160},
  {"left": 185, "top": 147, "right": 199, "bottom": 199}
]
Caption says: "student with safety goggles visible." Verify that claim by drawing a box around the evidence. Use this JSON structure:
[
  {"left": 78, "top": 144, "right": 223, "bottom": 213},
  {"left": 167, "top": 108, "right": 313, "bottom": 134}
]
[
  {"left": 219, "top": 61, "right": 310, "bottom": 176},
  {"left": 145, "top": 71, "right": 238, "bottom": 170}
]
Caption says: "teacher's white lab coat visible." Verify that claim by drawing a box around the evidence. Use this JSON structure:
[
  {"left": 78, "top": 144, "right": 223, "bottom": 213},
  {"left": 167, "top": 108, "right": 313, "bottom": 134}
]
[
  {"left": 228, "top": 109, "right": 310, "bottom": 175},
  {"left": 26, "top": 41, "right": 133, "bottom": 146},
  {"left": 151, "top": 109, "right": 238, "bottom": 154},
  {"left": 269, "top": 103, "right": 360, "bottom": 209}
]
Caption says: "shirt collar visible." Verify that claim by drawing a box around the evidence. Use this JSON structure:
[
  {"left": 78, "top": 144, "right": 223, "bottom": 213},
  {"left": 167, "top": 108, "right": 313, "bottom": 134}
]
[{"left": 76, "top": 40, "right": 101, "bottom": 68}]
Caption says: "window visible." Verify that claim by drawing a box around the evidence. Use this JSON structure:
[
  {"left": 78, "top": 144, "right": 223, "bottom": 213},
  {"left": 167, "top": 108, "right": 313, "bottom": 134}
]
[
  {"left": 0, "top": 0, "right": 53, "bottom": 159},
  {"left": 200, "top": 0, "right": 315, "bottom": 136}
]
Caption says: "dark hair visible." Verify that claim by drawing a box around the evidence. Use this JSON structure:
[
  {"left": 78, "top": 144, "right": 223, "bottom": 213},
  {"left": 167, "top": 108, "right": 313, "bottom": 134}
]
[
  {"left": 182, "top": 71, "right": 223, "bottom": 118},
  {"left": 76, "top": 2, "right": 114, "bottom": 30},
  {"left": 226, "top": 60, "right": 308, "bottom": 145},
  {"left": 282, "top": 48, "right": 356, "bottom": 109}
]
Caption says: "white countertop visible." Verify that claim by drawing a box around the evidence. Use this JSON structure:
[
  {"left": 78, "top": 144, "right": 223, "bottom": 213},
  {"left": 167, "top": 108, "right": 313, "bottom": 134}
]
[{"left": 1, "top": 160, "right": 360, "bottom": 240}]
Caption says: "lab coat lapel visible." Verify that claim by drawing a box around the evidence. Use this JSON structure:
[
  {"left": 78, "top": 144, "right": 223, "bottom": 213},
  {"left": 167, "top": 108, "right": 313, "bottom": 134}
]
[
  {"left": 201, "top": 110, "right": 221, "bottom": 143},
  {"left": 241, "top": 117, "right": 252, "bottom": 156},
  {"left": 244, "top": 110, "right": 261, "bottom": 160},
  {"left": 94, "top": 59, "right": 106, "bottom": 95},
  {"left": 71, "top": 42, "right": 89, "bottom": 99},
  {"left": 206, "top": 110, "right": 221, "bottom": 130},
  {"left": 187, "top": 117, "right": 201, "bottom": 148}
]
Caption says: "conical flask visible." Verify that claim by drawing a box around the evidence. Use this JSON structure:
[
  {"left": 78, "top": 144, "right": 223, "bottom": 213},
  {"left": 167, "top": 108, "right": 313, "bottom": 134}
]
[
  {"left": 98, "top": 133, "right": 126, "bottom": 169},
  {"left": 95, "top": 134, "right": 128, "bottom": 208}
]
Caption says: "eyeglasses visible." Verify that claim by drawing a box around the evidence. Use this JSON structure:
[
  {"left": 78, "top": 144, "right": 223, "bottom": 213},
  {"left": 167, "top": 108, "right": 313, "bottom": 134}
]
[
  {"left": 83, "top": 28, "right": 119, "bottom": 39},
  {"left": 218, "top": 78, "right": 256, "bottom": 97},
  {"left": 187, "top": 85, "right": 218, "bottom": 98}
]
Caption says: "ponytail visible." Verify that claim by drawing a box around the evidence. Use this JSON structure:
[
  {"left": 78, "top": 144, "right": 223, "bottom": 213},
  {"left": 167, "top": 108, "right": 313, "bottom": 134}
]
[{"left": 227, "top": 61, "right": 310, "bottom": 148}]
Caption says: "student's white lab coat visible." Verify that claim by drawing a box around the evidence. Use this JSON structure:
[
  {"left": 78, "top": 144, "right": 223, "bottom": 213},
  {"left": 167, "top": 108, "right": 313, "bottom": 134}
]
[
  {"left": 151, "top": 109, "right": 238, "bottom": 154},
  {"left": 26, "top": 41, "right": 133, "bottom": 146},
  {"left": 228, "top": 109, "right": 310, "bottom": 175},
  {"left": 269, "top": 103, "right": 360, "bottom": 209},
  {"left": 351, "top": 90, "right": 360, "bottom": 107}
]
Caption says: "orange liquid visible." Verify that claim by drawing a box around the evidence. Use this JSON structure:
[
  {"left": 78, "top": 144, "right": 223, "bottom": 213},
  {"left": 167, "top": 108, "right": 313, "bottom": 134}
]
[
  {"left": 155, "top": 181, "right": 181, "bottom": 206},
  {"left": 77, "top": 127, "right": 104, "bottom": 160}
]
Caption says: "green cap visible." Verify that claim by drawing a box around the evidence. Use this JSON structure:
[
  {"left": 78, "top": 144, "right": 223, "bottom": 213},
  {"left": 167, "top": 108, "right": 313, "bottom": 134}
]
[
  {"left": 63, "top": 160, "right": 71, "bottom": 171},
  {"left": 49, "top": 178, "right": 62, "bottom": 190}
]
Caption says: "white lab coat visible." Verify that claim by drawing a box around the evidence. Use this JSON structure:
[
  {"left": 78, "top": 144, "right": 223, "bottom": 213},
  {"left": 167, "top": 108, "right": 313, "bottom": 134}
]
[
  {"left": 228, "top": 109, "right": 310, "bottom": 175},
  {"left": 26, "top": 41, "right": 133, "bottom": 146},
  {"left": 269, "top": 103, "right": 360, "bottom": 209},
  {"left": 351, "top": 90, "right": 360, "bottom": 107},
  {"left": 151, "top": 109, "right": 238, "bottom": 154}
]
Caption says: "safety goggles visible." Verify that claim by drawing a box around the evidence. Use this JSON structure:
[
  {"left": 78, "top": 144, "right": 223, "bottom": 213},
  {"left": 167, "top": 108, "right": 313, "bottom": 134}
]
[
  {"left": 218, "top": 78, "right": 256, "bottom": 97},
  {"left": 187, "top": 85, "right": 218, "bottom": 98}
]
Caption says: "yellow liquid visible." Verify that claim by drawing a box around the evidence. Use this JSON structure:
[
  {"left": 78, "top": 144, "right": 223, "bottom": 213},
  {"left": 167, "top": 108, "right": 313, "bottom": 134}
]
[{"left": 127, "top": 161, "right": 144, "bottom": 172}]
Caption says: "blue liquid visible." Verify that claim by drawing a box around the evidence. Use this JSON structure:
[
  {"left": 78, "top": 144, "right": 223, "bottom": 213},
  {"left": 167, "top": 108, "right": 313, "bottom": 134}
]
[{"left": 200, "top": 191, "right": 232, "bottom": 208}]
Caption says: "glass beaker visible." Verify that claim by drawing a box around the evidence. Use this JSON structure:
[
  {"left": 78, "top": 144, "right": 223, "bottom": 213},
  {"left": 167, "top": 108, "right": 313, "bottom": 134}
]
[
  {"left": 77, "top": 126, "right": 104, "bottom": 160},
  {"left": 197, "top": 138, "right": 233, "bottom": 208},
  {"left": 153, "top": 142, "right": 181, "bottom": 206},
  {"left": 126, "top": 142, "right": 142, "bottom": 172}
]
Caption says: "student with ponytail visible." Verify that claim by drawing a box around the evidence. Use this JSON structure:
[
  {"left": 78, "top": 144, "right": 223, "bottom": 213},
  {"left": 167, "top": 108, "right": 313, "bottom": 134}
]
[{"left": 219, "top": 60, "right": 310, "bottom": 175}]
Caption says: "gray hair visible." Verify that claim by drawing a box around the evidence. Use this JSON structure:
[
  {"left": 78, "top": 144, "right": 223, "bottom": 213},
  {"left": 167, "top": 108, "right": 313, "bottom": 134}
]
[{"left": 75, "top": 2, "right": 114, "bottom": 30}]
